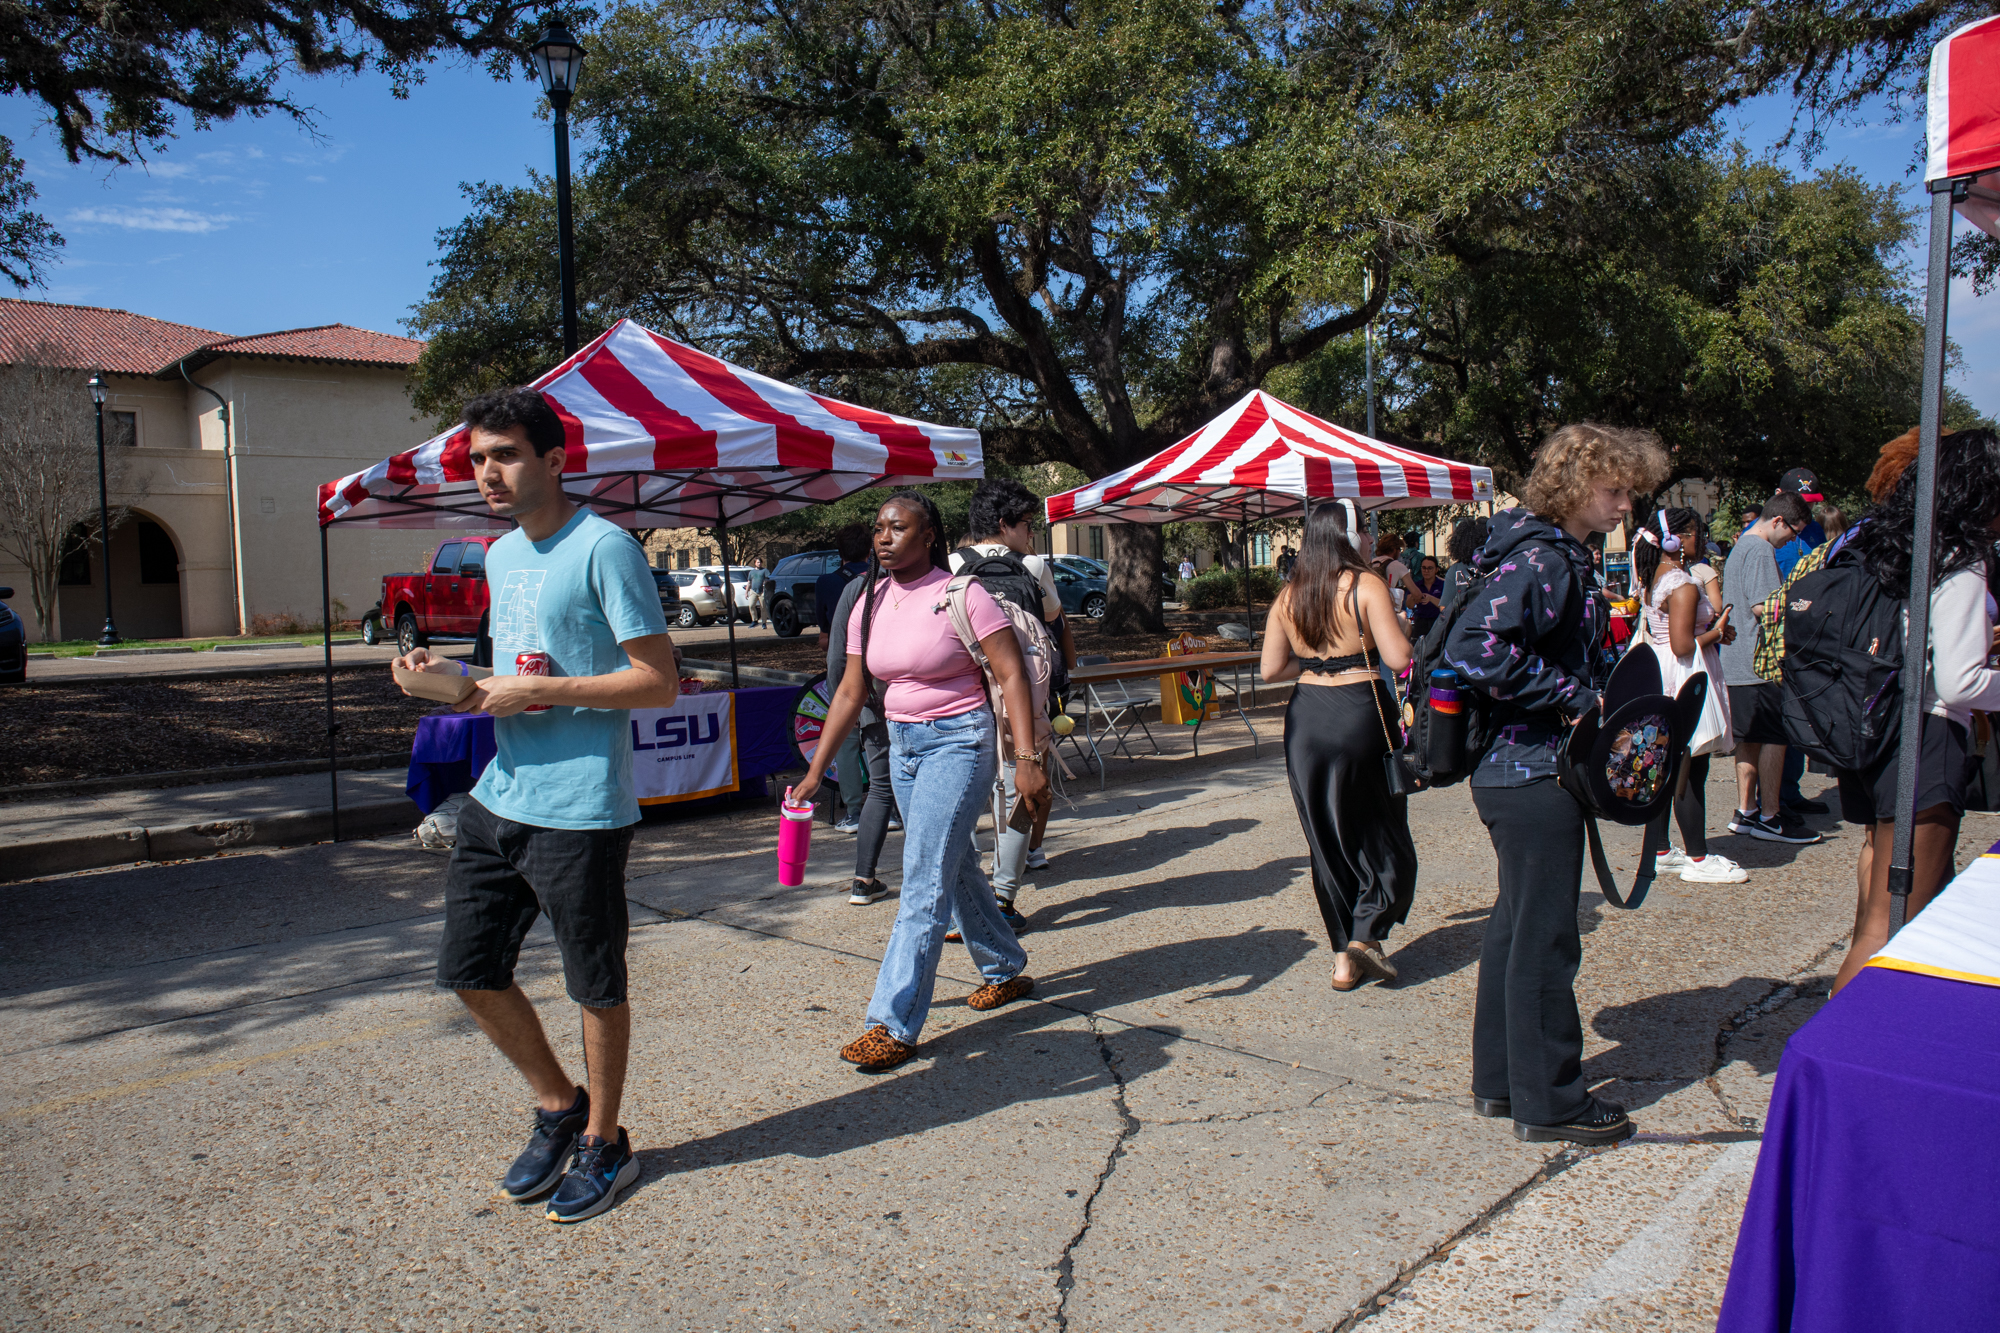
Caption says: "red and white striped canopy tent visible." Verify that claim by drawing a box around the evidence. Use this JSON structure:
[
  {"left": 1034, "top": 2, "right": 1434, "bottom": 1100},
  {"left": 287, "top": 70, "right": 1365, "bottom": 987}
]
[
  {"left": 316, "top": 317, "right": 983, "bottom": 531},
  {"left": 1045, "top": 390, "right": 1494, "bottom": 526},
  {"left": 1928, "top": 14, "right": 2000, "bottom": 237}
]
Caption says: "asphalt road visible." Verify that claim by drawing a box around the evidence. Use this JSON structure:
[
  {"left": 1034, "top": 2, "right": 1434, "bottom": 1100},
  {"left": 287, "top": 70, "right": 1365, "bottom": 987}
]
[{"left": 4, "top": 748, "right": 1965, "bottom": 1332}]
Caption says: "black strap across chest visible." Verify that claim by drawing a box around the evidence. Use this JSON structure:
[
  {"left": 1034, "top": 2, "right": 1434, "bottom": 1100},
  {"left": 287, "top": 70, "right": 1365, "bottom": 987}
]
[{"left": 1298, "top": 652, "right": 1370, "bottom": 674}]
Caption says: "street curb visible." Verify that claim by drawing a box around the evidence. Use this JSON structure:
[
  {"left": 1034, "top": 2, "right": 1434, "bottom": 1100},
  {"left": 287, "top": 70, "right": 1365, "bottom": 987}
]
[
  {"left": 1, "top": 798, "right": 419, "bottom": 883},
  {"left": 0, "top": 753, "right": 408, "bottom": 803}
]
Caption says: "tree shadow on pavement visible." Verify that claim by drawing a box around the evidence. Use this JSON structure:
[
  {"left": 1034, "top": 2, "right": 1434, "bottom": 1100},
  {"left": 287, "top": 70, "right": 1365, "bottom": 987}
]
[
  {"left": 1028, "top": 851, "right": 1307, "bottom": 934},
  {"left": 1035, "top": 817, "right": 1264, "bottom": 888},
  {"left": 1584, "top": 976, "right": 1788, "bottom": 1083},
  {"left": 1383, "top": 916, "right": 1487, "bottom": 990},
  {"left": 627, "top": 926, "right": 1307, "bottom": 1190}
]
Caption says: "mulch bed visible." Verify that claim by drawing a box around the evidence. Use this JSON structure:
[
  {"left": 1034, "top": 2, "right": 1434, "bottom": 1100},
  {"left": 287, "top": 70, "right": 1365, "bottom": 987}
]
[
  {"left": 5, "top": 615, "right": 1258, "bottom": 789},
  {"left": 3, "top": 669, "right": 442, "bottom": 789}
]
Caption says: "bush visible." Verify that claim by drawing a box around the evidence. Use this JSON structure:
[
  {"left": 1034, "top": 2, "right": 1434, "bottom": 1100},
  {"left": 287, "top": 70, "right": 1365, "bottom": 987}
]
[{"left": 1182, "top": 566, "right": 1282, "bottom": 611}]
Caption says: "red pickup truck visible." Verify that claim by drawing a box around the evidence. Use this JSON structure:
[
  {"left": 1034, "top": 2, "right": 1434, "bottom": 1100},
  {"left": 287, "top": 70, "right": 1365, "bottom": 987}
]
[{"left": 363, "top": 536, "right": 681, "bottom": 663}]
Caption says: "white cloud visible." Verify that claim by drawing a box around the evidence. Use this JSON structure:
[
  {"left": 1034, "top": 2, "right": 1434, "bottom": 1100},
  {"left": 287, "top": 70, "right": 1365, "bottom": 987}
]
[{"left": 66, "top": 206, "right": 236, "bottom": 233}]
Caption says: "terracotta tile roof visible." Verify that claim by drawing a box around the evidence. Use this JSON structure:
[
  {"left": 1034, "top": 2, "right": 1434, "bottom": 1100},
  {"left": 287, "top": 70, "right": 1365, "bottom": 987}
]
[
  {"left": 200, "top": 324, "right": 425, "bottom": 367},
  {"left": 0, "top": 298, "right": 230, "bottom": 375},
  {"left": 0, "top": 301, "right": 426, "bottom": 375}
]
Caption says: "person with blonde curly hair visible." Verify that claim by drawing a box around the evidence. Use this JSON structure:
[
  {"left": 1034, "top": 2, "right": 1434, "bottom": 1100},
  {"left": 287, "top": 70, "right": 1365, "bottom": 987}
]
[{"left": 1443, "top": 422, "right": 1668, "bottom": 1146}]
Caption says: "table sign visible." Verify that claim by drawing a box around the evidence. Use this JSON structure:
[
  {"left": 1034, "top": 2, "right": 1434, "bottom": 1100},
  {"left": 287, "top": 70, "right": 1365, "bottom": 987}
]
[{"left": 631, "top": 691, "right": 739, "bottom": 805}]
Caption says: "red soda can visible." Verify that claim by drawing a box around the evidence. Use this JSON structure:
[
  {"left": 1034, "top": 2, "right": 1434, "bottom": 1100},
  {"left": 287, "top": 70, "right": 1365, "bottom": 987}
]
[{"left": 514, "top": 651, "right": 553, "bottom": 712}]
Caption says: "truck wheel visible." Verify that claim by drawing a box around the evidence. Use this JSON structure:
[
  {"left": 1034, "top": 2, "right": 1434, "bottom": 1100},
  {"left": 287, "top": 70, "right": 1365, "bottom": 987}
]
[
  {"left": 360, "top": 616, "right": 380, "bottom": 646},
  {"left": 676, "top": 603, "right": 701, "bottom": 629},
  {"left": 1083, "top": 593, "right": 1107, "bottom": 620},
  {"left": 396, "top": 610, "right": 426, "bottom": 655},
  {"left": 772, "top": 598, "right": 801, "bottom": 638},
  {"left": 474, "top": 617, "right": 493, "bottom": 668}
]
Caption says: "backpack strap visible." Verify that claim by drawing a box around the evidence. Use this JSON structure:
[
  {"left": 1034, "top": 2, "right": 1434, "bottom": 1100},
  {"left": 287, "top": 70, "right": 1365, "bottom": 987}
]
[
  {"left": 939, "top": 575, "right": 991, "bottom": 674},
  {"left": 1583, "top": 810, "right": 1669, "bottom": 910}
]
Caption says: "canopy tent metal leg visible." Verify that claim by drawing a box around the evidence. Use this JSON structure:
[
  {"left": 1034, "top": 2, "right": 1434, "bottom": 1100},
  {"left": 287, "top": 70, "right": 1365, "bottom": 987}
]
[
  {"left": 718, "top": 515, "right": 740, "bottom": 689},
  {"left": 321, "top": 525, "right": 341, "bottom": 843},
  {"left": 1886, "top": 180, "right": 1961, "bottom": 939}
]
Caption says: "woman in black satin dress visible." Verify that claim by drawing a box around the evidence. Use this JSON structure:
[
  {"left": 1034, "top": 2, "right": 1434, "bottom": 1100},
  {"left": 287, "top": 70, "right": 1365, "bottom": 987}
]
[{"left": 1259, "top": 502, "right": 1418, "bottom": 990}]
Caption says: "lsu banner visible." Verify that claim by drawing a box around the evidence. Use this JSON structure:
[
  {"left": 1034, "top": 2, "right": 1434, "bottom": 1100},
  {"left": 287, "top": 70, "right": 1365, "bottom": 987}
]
[{"left": 631, "top": 692, "right": 739, "bottom": 805}]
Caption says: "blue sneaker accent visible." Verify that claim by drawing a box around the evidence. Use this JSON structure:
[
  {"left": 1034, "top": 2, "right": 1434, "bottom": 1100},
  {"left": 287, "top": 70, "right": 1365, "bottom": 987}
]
[
  {"left": 502, "top": 1087, "right": 588, "bottom": 1201},
  {"left": 546, "top": 1127, "right": 639, "bottom": 1223}
]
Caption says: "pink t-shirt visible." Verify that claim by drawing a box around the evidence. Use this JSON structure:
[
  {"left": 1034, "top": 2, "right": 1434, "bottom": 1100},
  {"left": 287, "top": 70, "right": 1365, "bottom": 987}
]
[{"left": 845, "top": 567, "right": 1009, "bottom": 722}]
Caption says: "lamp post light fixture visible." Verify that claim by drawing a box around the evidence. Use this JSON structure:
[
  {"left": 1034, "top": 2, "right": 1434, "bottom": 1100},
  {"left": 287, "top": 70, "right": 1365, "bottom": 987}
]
[
  {"left": 87, "top": 372, "right": 121, "bottom": 646},
  {"left": 530, "top": 22, "right": 588, "bottom": 356}
]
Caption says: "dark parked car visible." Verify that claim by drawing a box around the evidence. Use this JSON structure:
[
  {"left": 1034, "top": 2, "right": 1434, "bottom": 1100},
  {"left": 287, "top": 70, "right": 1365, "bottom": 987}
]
[
  {"left": 1055, "top": 554, "right": 1174, "bottom": 602},
  {"left": 649, "top": 571, "right": 687, "bottom": 626},
  {"left": 764, "top": 548, "right": 843, "bottom": 638},
  {"left": 1051, "top": 563, "right": 1109, "bottom": 620},
  {"left": 0, "top": 586, "right": 24, "bottom": 684}
]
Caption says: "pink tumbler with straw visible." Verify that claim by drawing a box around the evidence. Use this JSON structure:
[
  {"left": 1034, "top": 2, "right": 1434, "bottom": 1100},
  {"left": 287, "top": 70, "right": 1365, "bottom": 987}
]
[{"left": 777, "top": 787, "right": 814, "bottom": 886}]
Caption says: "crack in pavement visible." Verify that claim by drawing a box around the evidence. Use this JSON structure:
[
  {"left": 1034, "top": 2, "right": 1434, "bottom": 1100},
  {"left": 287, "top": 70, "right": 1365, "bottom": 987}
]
[{"left": 1051, "top": 1013, "right": 1142, "bottom": 1331}]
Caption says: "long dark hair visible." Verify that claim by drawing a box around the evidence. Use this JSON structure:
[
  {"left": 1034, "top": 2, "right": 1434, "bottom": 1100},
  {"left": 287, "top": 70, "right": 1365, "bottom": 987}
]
[
  {"left": 1850, "top": 428, "right": 2000, "bottom": 598},
  {"left": 858, "top": 489, "right": 951, "bottom": 698},
  {"left": 1285, "top": 502, "right": 1374, "bottom": 651},
  {"left": 1634, "top": 506, "right": 1698, "bottom": 598}
]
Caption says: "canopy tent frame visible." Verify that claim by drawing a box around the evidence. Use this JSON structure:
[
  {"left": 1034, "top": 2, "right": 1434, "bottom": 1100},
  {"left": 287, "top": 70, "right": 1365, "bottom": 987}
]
[
  {"left": 309, "top": 317, "right": 985, "bottom": 842},
  {"left": 1887, "top": 15, "right": 2000, "bottom": 938}
]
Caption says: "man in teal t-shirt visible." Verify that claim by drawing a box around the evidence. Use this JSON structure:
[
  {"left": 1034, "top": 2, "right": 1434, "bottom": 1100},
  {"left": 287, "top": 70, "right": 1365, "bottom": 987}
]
[{"left": 395, "top": 386, "right": 676, "bottom": 1224}]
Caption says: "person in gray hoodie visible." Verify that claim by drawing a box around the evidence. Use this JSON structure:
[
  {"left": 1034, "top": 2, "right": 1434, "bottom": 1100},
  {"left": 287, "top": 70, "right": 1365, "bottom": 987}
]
[{"left": 1443, "top": 423, "right": 1669, "bottom": 1147}]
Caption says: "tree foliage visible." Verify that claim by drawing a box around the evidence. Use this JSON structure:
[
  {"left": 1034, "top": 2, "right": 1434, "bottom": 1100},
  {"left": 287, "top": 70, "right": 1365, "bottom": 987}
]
[
  {"left": 0, "top": 0, "right": 571, "bottom": 288},
  {"left": 410, "top": 0, "right": 1985, "bottom": 629}
]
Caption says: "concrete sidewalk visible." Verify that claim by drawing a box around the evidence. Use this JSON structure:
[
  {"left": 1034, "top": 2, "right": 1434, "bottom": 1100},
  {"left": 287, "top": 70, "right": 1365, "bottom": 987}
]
[{"left": 0, "top": 769, "right": 420, "bottom": 881}]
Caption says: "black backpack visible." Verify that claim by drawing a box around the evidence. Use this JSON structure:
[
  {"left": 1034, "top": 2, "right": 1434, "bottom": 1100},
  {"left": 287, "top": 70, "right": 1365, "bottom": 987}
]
[
  {"left": 1780, "top": 545, "right": 1904, "bottom": 771},
  {"left": 1403, "top": 560, "right": 1590, "bottom": 786},
  {"left": 952, "top": 547, "right": 1048, "bottom": 624}
]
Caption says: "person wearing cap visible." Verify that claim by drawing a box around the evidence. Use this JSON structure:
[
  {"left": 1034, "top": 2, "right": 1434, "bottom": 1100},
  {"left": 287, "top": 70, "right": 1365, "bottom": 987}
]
[{"left": 1772, "top": 467, "right": 1827, "bottom": 578}]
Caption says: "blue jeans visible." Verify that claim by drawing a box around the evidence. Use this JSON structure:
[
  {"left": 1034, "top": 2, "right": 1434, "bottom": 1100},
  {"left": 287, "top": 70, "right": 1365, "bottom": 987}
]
[{"left": 867, "top": 707, "right": 1027, "bottom": 1043}]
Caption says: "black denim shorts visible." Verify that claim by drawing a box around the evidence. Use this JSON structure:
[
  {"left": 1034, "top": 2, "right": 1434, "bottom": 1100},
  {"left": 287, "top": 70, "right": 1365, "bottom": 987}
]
[{"left": 436, "top": 798, "right": 635, "bottom": 1007}]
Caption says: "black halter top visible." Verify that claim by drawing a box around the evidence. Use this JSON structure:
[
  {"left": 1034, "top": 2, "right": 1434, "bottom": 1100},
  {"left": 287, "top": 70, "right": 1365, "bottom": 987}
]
[{"left": 1297, "top": 651, "right": 1370, "bottom": 674}]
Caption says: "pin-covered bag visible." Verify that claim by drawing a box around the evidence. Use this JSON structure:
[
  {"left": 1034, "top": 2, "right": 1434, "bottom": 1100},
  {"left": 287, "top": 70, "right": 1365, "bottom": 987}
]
[{"left": 1556, "top": 645, "right": 1710, "bottom": 909}]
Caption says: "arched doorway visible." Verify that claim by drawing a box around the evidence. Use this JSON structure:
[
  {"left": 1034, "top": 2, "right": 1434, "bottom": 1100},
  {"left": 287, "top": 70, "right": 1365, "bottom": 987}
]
[{"left": 56, "top": 512, "right": 185, "bottom": 640}]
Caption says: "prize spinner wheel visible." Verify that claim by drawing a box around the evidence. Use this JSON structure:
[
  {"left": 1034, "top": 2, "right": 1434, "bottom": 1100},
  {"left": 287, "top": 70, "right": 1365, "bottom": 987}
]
[{"left": 789, "top": 672, "right": 840, "bottom": 782}]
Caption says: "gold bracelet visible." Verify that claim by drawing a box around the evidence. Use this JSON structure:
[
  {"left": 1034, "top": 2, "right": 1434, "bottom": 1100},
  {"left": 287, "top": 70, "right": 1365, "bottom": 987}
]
[{"left": 1015, "top": 753, "right": 1045, "bottom": 767}]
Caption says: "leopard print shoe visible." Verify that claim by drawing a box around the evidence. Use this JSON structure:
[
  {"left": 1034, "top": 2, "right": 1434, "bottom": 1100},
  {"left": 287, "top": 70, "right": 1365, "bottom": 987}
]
[
  {"left": 839, "top": 1025, "right": 918, "bottom": 1072},
  {"left": 966, "top": 974, "right": 1034, "bottom": 1012}
]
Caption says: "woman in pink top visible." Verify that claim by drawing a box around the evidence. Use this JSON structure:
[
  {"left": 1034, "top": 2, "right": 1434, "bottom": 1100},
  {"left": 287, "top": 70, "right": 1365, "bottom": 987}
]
[{"left": 792, "top": 491, "right": 1049, "bottom": 1072}]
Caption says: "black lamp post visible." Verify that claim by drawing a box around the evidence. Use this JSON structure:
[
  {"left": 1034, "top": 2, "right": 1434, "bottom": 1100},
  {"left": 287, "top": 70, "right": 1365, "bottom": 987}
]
[
  {"left": 530, "top": 23, "right": 587, "bottom": 356},
  {"left": 87, "top": 372, "right": 120, "bottom": 646}
]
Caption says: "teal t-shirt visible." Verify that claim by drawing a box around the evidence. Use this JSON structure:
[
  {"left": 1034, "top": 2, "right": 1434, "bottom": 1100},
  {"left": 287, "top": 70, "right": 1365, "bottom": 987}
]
[{"left": 472, "top": 508, "right": 670, "bottom": 830}]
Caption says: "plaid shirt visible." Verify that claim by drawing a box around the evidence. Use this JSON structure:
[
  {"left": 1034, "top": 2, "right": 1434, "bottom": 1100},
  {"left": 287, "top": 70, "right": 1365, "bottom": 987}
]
[{"left": 1752, "top": 542, "right": 1831, "bottom": 680}]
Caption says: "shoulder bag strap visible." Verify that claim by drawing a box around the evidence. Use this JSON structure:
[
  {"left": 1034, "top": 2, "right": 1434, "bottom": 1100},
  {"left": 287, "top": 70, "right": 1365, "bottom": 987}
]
[{"left": 1584, "top": 809, "right": 1668, "bottom": 910}]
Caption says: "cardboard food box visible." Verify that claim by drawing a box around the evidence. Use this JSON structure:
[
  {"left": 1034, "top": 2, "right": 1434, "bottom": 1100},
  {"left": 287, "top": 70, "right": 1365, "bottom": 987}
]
[{"left": 392, "top": 662, "right": 489, "bottom": 705}]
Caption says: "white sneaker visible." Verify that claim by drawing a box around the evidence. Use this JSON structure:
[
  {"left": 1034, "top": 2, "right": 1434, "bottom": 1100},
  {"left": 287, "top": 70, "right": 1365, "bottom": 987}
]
[
  {"left": 1654, "top": 845, "right": 1692, "bottom": 872},
  {"left": 1680, "top": 853, "right": 1748, "bottom": 883},
  {"left": 1025, "top": 848, "right": 1050, "bottom": 873}
]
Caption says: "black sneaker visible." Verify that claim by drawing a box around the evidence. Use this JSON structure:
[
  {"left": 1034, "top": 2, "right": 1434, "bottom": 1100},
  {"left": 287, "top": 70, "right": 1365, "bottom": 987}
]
[
  {"left": 502, "top": 1086, "right": 588, "bottom": 1201},
  {"left": 546, "top": 1127, "right": 640, "bottom": 1223},
  {"left": 1749, "top": 812, "right": 1823, "bottom": 845},
  {"left": 1726, "top": 808, "right": 1759, "bottom": 835},
  {"left": 1782, "top": 797, "right": 1830, "bottom": 815},
  {"left": 1513, "top": 1096, "right": 1634, "bottom": 1145}
]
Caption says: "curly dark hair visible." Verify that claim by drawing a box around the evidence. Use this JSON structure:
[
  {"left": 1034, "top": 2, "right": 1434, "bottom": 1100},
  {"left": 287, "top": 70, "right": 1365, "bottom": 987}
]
[
  {"left": 1446, "top": 516, "right": 1489, "bottom": 567},
  {"left": 1633, "top": 507, "right": 1699, "bottom": 598},
  {"left": 967, "top": 478, "right": 1039, "bottom": 541},
  {"left": 856, "top": 490, "right": 953, "bottom": 704},
  {"left": 462, "top": 387, "right": 565, "bottom": 456},
  {"left": 1850, "top": 428, "right": 2000, "bottom": 597}
]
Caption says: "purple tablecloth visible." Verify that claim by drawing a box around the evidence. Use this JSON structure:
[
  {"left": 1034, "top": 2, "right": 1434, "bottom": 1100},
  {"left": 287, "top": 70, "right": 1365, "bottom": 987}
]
[
  {"left": 1718, "top": 966, "right": 2000, "bottom": 1332},
  {"left": 406, "top": 684, "right": 804, "bottom": 815}
]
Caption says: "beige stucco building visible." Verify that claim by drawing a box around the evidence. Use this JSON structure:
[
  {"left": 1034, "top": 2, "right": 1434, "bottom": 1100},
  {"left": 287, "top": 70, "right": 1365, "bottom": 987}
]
[{"left": 0, "top": 299, "right": 449, "bottom": 642}]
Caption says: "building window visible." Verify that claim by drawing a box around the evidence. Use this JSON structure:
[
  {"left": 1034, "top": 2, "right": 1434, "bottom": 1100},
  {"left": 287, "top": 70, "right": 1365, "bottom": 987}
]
[
  {"left": 1253, "top": 532, "right": 1271, "bottom": 565},
  {"left": 107, "top": 411, "right": 136, "bottom": 448},
  {"left": 138, "top": 520, "right": 179, "bottom": 584},
  {"left": 1087, "top": 526, "right": 1105, "bottom": 560},
  {"left": 676, "top": 549, "right": 690, "bottom": 569},
  {"left": 57, "top": 525, "right": 93, "bottom": 586}
]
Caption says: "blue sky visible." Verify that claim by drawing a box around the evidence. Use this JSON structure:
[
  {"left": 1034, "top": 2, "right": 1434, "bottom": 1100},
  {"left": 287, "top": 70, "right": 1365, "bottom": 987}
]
[{"left": 4, "top": 64, "right": 1994, "bottom": 416}]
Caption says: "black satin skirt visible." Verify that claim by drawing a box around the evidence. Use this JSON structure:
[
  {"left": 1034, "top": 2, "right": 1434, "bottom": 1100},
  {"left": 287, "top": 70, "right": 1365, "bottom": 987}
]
[{"left": 1283, "top": 680, "right": 1419, "bottom": 949}]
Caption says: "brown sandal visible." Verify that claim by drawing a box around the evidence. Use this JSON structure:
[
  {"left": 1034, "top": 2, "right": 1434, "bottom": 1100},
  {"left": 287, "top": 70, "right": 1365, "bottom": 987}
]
[
  {"left": 1331, "top": 968, "right": 1362, "bottom": 992},
  {"left": 1347, "top": 941, "right": 1398, "bottom": 984},
  {"left": 839, "top": 1025, "right": 918, "bottom": 1072},
  {"left": 967, "top": 974, "right": 1034, "bottom": 1011}
]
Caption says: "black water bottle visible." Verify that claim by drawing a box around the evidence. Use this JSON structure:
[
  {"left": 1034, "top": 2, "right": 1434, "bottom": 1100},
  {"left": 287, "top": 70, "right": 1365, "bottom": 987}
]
[{"left": 1426, "top": 668, "right": 1468, "bottom": 775}]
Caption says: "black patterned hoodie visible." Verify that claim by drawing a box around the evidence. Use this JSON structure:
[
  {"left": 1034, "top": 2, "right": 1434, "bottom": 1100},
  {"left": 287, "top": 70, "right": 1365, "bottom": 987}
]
[{"left": 1441, "top": 506, "right": 1607, "bottom": 787}]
